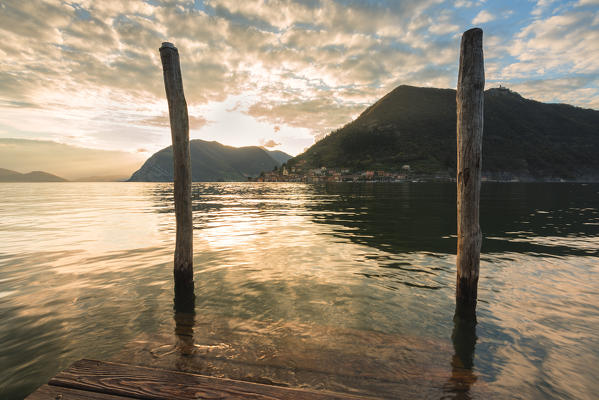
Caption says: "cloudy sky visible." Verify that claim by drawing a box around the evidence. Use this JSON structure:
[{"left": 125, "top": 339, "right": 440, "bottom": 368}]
[{"left": 0, "top": 0, "right": 598, "bottom": 176}]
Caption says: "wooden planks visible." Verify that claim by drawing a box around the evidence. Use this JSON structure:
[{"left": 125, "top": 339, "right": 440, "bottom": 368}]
[
  {"left": 26, "top": 359, "right": 369, "bottom": 400},
  {"left": 26, "top": 384, "right": 131, "bottom": 399}
]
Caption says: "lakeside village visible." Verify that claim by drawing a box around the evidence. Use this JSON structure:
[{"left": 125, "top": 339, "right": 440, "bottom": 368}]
[
  {"left": 249, "top": 159, "right": 536, "bottom": 183},
  {"left": 249, "top": 160, "right": 451, "bottom": 183}
]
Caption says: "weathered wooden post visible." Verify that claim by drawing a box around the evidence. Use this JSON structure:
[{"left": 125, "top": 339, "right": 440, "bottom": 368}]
[
  {"left": 456, "top": 28, "right": 484, "bottom": 320},
  {"left": 159, "top": 42, "right": 194, "bottom": 310}
]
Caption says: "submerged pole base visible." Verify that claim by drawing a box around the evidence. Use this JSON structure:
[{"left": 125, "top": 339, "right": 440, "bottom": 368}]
[
  {"left": 174, "top": 268, "right": 195, "bottom": 313},
  {"left": 451, "top": 311, "right": 477, "bottom": 369},
  {"left": 454, "top": 299, "right": 476, "bottom": 322},
  {"left": 455, "top": 277, "right": 478, "bottom": 321},
  {"left": 444, "top": 310, "right": 478, "bottom": 395}
]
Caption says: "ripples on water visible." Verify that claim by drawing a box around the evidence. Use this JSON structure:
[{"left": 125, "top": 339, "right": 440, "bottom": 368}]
[{"left": 0, "top": 182, "right": 598, "bottom": 399}]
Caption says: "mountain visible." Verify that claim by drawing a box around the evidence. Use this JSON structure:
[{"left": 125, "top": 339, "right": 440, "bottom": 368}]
[
  {"left": 266, "top": 149, "right": 293, "bottom": 165},
  {"left": 287, "top": 85, "right": 599, "bottom": 181},
  {"left": 128, "top": 140, "right": 292, "bottom": 182},
  {"left": 0, "top": 168, "right": 68, "bottom": 182},
  {"left": 0, "top": 138, "right": 145, "bottom": 181}
]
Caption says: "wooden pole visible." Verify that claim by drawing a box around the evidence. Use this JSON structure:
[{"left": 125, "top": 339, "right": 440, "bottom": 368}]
[
  {"left": 456, "top": 28, "right": 484, "bottom": 320},
  {"left": 159, "top": 42, "right": 194, "bottom": 310}
]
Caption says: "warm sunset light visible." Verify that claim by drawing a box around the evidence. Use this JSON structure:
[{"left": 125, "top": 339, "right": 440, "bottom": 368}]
[
  {"left": 1, "top": 2, "right": 599, "bottom": 400},
  {"left": 1, "top": 0, "right": 598, "bottom": 179}
]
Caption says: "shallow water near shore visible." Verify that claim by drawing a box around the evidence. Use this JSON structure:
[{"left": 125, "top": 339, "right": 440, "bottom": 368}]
[{"left": 1, "top": 182, "right": 598, "bottom": 399}]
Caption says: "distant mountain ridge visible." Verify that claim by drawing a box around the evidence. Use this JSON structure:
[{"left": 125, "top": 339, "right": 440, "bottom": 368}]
[
  {"left": 0, "top": 168, "right": 67, "bottom": 182},
  {"left": 0, "top": 138, "right": 145, "bottom": 181},
  {"left": 128, "top": 140, "right": 292, "bottom": 182},
  {"left": 288, "top": 85, "right": 599, "bottom": 181},
  {"left": 265, "top": 149, "right": 293, "bottom": 165}
]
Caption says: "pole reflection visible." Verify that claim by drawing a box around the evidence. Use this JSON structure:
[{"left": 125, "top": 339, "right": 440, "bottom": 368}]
[
  {"left": 174, "top": 296, "right": 196, "bottom": 359},
  {"left": 443, "top": 311, "right": 478, "bottom": 399}
]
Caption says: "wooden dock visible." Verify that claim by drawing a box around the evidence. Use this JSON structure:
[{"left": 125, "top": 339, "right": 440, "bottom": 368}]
[{"left": 26, "top": 359, "right": 370, "bottom": 400}]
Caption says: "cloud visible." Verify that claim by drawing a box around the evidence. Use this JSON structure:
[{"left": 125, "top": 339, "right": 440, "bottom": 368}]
[
  {"left": 472, "top": 10, "right": 495, "bottom": 24},
  {"left": 509, "top": 77, "right": 599, "bottom": 109},
  {"left": 503, "top": 11, "right": 599, "bottom": 78},
  {"left": 0, "top": 0, "right": 597, "bottom": 159},
  {"left": 141, "top": 115, "right": 171, "bottom": 127},
  {"left": 141, "top": 114, "right": 208, "bottom": 130},
  {"left": 429, "top": 23, "right": 460, "bottom": 35},
  {"left": 454, "top": 0, "right": 486, "bottom": 7},
  {"left": 248, "top": 96, "right": 368, "bottom": 139},
  {"left": 260, "top": 139, "right": 281, "bottom": 148},
  {"left": 532, "top": 0, "right": 558, "bottom": 16}
]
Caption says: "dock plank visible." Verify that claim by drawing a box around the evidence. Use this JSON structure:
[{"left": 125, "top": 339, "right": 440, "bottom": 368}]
[
  {"left": 25, "top": 384, "right": 130, "bottom": 400},
  {"left": 48, "top": 359, "right": 370, "bottom": 400}
]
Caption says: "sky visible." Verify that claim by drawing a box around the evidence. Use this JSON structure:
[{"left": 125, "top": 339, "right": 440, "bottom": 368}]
[{"left": 0, "top": 0, "right": 598, "bottom": 177}]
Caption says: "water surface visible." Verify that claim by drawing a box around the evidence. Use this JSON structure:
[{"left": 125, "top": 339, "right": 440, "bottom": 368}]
[{"left": 0, "top": 182, "right": 598, "bottom": 399}]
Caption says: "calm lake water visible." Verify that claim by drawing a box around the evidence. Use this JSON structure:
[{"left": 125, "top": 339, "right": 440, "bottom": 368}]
[{"left": 1, "top": 182, "right": 598, "bottom": 399}]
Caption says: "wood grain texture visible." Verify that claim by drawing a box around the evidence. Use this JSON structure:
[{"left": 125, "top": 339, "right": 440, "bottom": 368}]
[
  {"left": 25, "top": 384, "right": 131, "bottom": 399},
  {"left": 456, "top": 28, "right": 484, "bottom": 319},
  {"left": 159, "top": 42, "right": 194, "bottom": 308},
  {"left": 48, "top": 359, "right": 371, "bottom": 400}
]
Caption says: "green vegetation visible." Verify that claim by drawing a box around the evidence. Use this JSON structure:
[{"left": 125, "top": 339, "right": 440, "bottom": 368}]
[
  {"left": 288, "top": 85, "right": 599, "bottom": 181},
  {"left": 128, "top": 140, "right": 291, "bottom": 182}
]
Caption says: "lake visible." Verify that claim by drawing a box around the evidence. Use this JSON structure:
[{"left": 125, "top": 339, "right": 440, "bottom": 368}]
[{"left": 1, "top": 182, "right": 598, "bottom": 399}]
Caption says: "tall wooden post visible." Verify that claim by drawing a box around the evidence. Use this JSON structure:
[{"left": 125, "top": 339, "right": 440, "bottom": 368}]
[
  {"left": 159, "top": 42, "right": 194, "bottom": 310},
  {"left": 456, "top": 28, "right": 484, "bottom": 320}
]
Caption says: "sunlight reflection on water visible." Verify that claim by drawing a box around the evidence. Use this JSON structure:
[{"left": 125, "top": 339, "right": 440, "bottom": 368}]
[{"left": 0, "top": 182, "right": 598, "bottom": 399}]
